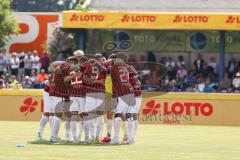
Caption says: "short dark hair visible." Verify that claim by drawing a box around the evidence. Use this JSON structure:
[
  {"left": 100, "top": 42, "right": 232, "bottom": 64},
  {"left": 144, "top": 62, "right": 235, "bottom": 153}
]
[{"left": 108, "top": 54, "right": 117, "bottom": 59}]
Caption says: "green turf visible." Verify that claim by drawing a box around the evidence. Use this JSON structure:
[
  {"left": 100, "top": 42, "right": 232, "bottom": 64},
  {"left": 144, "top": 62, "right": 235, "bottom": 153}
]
[{"left": 0, "top": 121, "right": 239, "bottom": 160}]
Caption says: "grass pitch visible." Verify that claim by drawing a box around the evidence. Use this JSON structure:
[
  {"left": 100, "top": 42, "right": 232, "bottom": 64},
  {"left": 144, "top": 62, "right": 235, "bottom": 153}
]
[{"left": 0, "top": 121, "right": 239, "bottom": 160}]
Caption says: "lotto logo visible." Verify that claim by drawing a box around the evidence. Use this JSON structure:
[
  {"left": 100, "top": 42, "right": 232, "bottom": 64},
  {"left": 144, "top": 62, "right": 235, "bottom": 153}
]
[
  {"left": 225, "top": 16, "right": 240, "bottom": 23},
  {"left": 173, "top": 15, "right": 209, "bottom": 23},
  {"left": 121, "top": 14, "right": 156, "bottom": 23}
]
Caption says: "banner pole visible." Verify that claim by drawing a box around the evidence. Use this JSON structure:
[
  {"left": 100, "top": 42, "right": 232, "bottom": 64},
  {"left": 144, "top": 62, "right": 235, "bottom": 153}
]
[{"left": 219, "top": 30, "right": 225, "bottom": 82}]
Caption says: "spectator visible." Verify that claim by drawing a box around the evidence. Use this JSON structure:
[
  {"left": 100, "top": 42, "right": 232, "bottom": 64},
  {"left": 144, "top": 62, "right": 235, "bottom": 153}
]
[
  {"left": 190, "top": 64, "right": 198, "bottom": 77},
  {"left": 32, "top": 50, "right": 40, "bottom": 73},
  {"left": 24, "top": 52, "right": 33, "bottom": 76},
  {"left": 166, "top": 57, "right": 177, "bottom": 80},
  {"left": 1, "top": 49, "right": 10, "bottom": 65},
  {"left": 146, "top": 70, "right": 160, "bottom": 86},
  {"left": 174, "top": 75, "right": 184, "bottom": 91},
  {"left": 0, "top": 52, "right": 7, "bottom": 76},
  {"left": 30, "top": 69, "right": 38, "bottom": 84},
  {"left": 232, "top": 72, "right": 240, "bottom": 91},
  {"left": 176, "top": 55, "right": 186, "bottom": 68},
  {"left": 227, "top": 57, "right": 237, "bottom": 78},
  {"left": 128, "top": 54, "right": 137, "bottom": 63},
  {"left": 193, "top": 53, "right": 205, "bottom": 73},
  {"left": 0, "top": 76, "right": 6, "bottom": 89},
  {"left": 208, "top": 57, "right": 217, "bottom": 73},
  {"left": 18, "top": 52, "right": 25, "bottom": 82},
  {"left": 160, "top": 56, "right": 167, "bottom": 65},
  {"left": 10, "top": 52, "right": 20, "bottom": 77},
  {"left": 136, "top": 55, "right": 147, "bottom": 70},
  {"left": 9, "top": 75, "right": 21, "bottom": 89},
  {"left": 169, "top": 79, "right": 178, "bottom": 92},
  {"left": 177, "top": 65, "right": 187, "bottom": 79},
  {"left": 40, "top": 51, "right": 50, "bottom": 73},
  {"left": 22, "top": 76, "right": 33, "bottom": 89},
  {"left": 184, "top": 71, "right": 196, "bottom": 89},
  {"left": 165, "top": 57, "right": 176, "bottom": 69},
  {"left": 2, "top": 68, "right": 11, "bottom": 85},
  {"left": 37, "top": 69, "right": 48, "bottom": 84},
  {"left": 219, "top": 73, "right": 232, "bottom": 92},
  {"left": 203, "top": 81, "right": 213, "bottom": 93},
  {"left": 200, "top": 63, "right": 210, "bottom": 79},
  {"left": 147, "top": 51, "right": 156, "bottom": 63},
  {"left": 195, "top": 76, "right": 205, "bottom": 92},
  {"left": 33, "top": 80, "right": 40, "bottom": 89}
]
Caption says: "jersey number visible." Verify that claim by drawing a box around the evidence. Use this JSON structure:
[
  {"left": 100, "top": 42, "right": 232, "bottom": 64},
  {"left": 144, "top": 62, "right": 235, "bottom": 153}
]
[
  {"left": 119, "top": 68, "right": 129, "bottom": 83},
  {"left": 91, "top": 66, "right": 99, "bottom": 79},
  {"left": 71, "top": 77, "right": 82, "bottom": 85}
]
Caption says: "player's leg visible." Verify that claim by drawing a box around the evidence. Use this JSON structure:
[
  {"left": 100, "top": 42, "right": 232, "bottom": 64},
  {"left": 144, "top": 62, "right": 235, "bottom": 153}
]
[
  {"left": 82, "top": 112, "right": 90, "bottom": 143},
  {"left": 50, "top": 96, "right": 64, "bottom": 142},
  {"left": 78, "top": 97, "right": 85, "bottom": 142},
  {"left": 126, "top": 112, "right": 135, "bottom": 144},
  {"left": 85, "top": 93, "right": 98, "bottom": 142},
  {"left": 133, "top": 96, "right": 142, "bottom": 141},
  {"left": 78, "top": 115, "right": 84, "bottom": 141},
  {"left": 64, "top": 112, "right": 71, "bottom": 141},
  {"left": 37, "top": 112, "right": 50, "bottom": 140},
  {"left": 125, "top": 94, "right": 136, "bottom": 144},
  {"left": 88, "top": 112, "right": 96, "bottom": 142},
  {"left": 51, "top": 112, "right": 62, "bottom": 142},
  {"left": 81, "top": 96, "right": 91, "bottom": 143},
  {"left": 36, "top": 91, "right": 52, "bottom": 140},
  {"left": 122, "top": 119, "right": 128, "bottom": 143},
  {"left": 101, "top": 97, "right": 117, "bottom": 143},
  {"left": 95, "top": 93, "right": 105, "bottom": 141},
  {"left": 63, "top": 97, "right": 72, "bottom": 141},
  {"left": 111, "top": 96, "right": 129, "bottom": 144},
  {"left": 69, "top": 97, "right": 80, "bottom": 143},
  {"left": 70, "top": 111, "right": 79, "bottom": 143}
]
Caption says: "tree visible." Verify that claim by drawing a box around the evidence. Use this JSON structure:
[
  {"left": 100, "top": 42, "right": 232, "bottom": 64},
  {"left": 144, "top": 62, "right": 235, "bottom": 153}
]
[
  {"left": 0, "top": 0, "right": 18, "bottom": 48},
  {"left": 47, "top": 29, "right": 74, "bottom": 56}
]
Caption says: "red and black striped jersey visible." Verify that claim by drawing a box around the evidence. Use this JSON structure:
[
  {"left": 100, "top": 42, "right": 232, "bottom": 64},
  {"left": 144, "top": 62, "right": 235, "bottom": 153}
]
[
  {"left": 49, "top": 63, "right": 71, "bottom": 98},
  {"left": 69, "top": 73, "right": 85, "bottom": 97},
  {"left": 129, "top": 77, "right": 142, "bottom": 97},
  {"left": 110, "top": 64, "right": 133, "bottom": 97},
  {"left": 127, "top": 65, "right": 142, "bottom": 97},
  {"left": 82, "top": 61, "right": 108, "bottom": 93}
]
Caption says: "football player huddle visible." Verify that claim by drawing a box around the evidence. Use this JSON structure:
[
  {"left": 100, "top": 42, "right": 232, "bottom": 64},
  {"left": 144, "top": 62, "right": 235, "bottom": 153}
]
[{"left": 37, "top": 50, "right": 142, "bottom": 144}]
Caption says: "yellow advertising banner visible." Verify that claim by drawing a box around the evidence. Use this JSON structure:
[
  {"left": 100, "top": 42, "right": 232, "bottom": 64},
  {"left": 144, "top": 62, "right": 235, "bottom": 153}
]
[
  {"left": 61, "top": 11, "right": 240, "bottom": 30},
  {"left": 0, "top": 90, "right": 240, "bottom": 126}
]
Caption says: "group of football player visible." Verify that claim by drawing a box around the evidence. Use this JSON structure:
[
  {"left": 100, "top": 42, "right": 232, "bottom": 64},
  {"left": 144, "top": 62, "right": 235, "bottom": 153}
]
[{"left": 36, "top": 50, "right": 142, "bottom": 144}]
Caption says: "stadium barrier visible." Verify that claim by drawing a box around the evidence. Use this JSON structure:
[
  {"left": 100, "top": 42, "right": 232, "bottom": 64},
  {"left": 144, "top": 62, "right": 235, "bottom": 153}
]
[{"left": 0, "top": 90, "right": 240, "bottom": 126}]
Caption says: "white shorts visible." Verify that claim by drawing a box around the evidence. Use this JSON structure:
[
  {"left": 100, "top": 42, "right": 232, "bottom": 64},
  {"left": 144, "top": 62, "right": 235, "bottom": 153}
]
[
  {"left": 43, "top": 91, "right": 53, "bottom": 113},
  {"left": 51, "top": 96, "right": 65, "bottom": 113},
  {"left": 85, "top": 92, "right": 105, "bottom": 113},
  {"left": 70, "top": 97, "right": 85, "bottom": 113},
  {"left": 128, "top": 96, "right": 142, "bottom": 113},
  {"left": 116, "top": 94, "right": 135, "bottom": 114}
]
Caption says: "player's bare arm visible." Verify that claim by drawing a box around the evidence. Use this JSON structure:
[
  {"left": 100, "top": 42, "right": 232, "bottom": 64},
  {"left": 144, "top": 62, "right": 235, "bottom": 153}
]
[
  {"left": 50, "top": 61, "right": 65, "bottom": 71},
  {"left": 90, "top": 59, "right": 109, "bottom": 73}
]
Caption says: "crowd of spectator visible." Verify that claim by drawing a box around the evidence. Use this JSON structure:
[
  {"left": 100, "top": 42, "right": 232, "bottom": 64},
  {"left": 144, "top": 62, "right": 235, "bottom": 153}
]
[
  {"left": 1, "top": 48, "right": 240, "bottom": 93},
  {"left": 0, "top": 49, "right": 50, "bottom": 89},
  {"left": 132, "top": 52, "right": 240, "bottom": 93}
]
